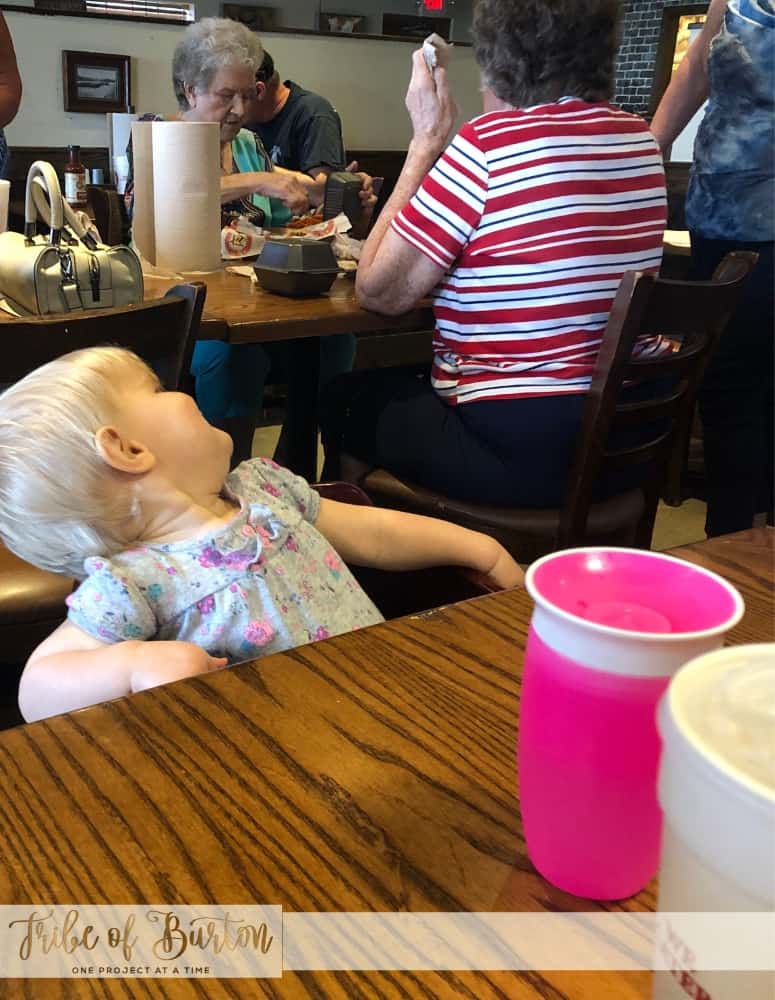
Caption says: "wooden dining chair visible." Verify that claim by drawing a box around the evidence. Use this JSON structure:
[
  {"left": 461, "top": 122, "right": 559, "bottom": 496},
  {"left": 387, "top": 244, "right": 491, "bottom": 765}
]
[
  {"left": 355, "top": 252, "right": 758, "bottom": 564},
  {"left": 0, "top": 282, "right": 207, "bottom": 674},
  {"left": 0, "top": 282, "right": 205, "bottom": 392}
]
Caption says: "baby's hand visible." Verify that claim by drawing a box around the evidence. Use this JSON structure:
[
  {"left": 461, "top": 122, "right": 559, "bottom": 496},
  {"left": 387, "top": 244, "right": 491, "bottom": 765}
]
[
  {"left": 129, "top": 641, "right": 227, "bottom": 693},
  {"left": 485, "top": 545, "right": 525, "bottom": 591}
]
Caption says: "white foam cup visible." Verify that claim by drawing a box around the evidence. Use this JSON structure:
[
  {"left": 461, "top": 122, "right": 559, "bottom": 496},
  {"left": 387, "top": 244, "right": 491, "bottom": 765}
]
[{"left": 654, "top": 643, "right": 775, "bottom": 1000}]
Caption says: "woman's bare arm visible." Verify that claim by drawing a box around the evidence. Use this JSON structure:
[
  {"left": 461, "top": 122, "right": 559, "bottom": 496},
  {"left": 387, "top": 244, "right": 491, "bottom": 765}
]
[
  {"left": 220, "top": 170, "right": 310, "bottom": 214},
  {"left": 355, "top": 50, "right": 457, "bottom": 314},
  {"left": 650, "top": 0, "right": 727, "bottom": 151},
  {"left": 0, "top": 15, "right": 21, "bottom": 130}
]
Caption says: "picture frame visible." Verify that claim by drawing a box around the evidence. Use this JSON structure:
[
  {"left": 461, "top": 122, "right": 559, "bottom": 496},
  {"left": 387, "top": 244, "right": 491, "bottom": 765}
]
[
  {"left": 222, "top": 4, "right": 277, "bottom": 32},
  {"left": 318, "top": 11, "right": 365, "bottom": 34},
  {"left": 62, "top": 51, "right": 131, "bottom": 115},
  {"left": 650, "top": 3, "right": 708, "bottom": 114},
  {"left": 381, "top": 13, "right": 451, "bottom": 40}
]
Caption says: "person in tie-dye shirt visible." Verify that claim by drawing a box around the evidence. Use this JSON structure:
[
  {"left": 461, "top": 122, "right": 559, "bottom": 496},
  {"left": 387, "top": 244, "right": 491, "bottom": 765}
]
[
  {"left": 0, "top": 347, "right": 523, "bottom": 723},
  {"left": 652, "top": 0, "right": 774, "bottom": 536}
]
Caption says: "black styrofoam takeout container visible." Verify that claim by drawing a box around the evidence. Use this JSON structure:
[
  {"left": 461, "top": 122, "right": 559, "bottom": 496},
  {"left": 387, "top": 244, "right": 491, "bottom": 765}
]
[{"left": 254, "top": 237, "right": 339, "bottom": 297}]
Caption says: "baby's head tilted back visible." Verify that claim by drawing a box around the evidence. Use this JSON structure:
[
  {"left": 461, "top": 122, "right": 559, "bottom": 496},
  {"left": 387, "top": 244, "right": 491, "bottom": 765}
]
[{"left": 0, "top": 347, "right": 157, "bottom": 579}]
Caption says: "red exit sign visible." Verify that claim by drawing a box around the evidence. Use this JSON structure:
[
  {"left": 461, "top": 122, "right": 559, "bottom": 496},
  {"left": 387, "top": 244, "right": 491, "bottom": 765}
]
[{"left": 423, "top": 0, "right": 444, "bottom": 9}]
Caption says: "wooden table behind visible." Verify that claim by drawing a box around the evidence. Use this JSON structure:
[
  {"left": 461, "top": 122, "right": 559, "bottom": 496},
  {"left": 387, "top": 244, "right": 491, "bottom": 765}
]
[
  {"left": 0, "top": 529, "right": 771, "bottom": 998},
  {"left": 0, "top": 271, "right": 434, "bottom": 346},
  {"left": 143, "top": 271, "right": 434, "bottom": 345}
]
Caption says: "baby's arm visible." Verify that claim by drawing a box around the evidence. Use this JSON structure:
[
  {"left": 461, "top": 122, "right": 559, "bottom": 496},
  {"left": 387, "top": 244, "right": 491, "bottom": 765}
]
[
  {"left": 314, "top": 499, "right": 523, "bottom": 589},
  {"left": 19, "top": 622, "right": 226, "bottom": 723}
]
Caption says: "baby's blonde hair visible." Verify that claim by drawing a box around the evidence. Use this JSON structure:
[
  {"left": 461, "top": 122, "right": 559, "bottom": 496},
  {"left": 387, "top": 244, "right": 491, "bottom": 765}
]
[{"left": 0, "top": 347, "right": 158, "bottom": 578}]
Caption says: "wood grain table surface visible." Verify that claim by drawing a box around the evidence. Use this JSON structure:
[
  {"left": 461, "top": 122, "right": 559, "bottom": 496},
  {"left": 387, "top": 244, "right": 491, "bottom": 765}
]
[
  {"left": 0, "top": 528, "right": 771, "bottom": 999},
  {"left": 142, "top": 270, "right": 434, "bottom": 346}
]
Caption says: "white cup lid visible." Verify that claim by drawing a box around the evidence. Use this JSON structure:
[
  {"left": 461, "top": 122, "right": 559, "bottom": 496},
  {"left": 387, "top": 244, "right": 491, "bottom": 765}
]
[{"left": 665, "top": 643, "right": 775, "bottom": 800}]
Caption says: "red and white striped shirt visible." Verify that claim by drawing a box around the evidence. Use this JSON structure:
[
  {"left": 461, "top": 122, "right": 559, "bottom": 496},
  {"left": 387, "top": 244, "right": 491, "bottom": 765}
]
[{"left": 392, "top": 99, "right": 668, "bottom": 405}]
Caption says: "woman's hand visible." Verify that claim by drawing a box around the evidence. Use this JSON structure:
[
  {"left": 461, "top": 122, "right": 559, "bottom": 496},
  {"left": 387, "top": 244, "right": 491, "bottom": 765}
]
[
  {"left": 258, "top": 171, "right": 311, "bottom": 216},
  {"left": 405, "top": 49, "right": 458, "bottom": 155}
]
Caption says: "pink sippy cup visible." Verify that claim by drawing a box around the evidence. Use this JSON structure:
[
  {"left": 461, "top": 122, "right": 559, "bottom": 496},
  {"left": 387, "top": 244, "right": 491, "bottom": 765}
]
[{"left": 518, "top": 547, "right": 744, "bottom": 900}]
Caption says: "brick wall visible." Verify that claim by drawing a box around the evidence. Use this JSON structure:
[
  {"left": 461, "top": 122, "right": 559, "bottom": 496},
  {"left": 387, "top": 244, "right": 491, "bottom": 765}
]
[{"left": 615, "top": 0, "right": 694, "bottom": 117}]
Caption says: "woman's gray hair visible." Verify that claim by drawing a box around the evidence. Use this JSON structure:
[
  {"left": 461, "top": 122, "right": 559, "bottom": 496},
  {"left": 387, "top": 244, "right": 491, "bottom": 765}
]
[
  {"left": 473, "top": 0, "right": 622, "bottom": 109},
  {"left": 172, "top": 17, "right": 264, "bottom": 111},
  {"left": 0, "top": 348, "right": 156, "bottom": 579}
]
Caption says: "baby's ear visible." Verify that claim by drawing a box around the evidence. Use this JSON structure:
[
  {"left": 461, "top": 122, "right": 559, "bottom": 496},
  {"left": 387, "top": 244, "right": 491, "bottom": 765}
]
[{"left": 94, "top": 425, "right": 155, "bottom": 475}]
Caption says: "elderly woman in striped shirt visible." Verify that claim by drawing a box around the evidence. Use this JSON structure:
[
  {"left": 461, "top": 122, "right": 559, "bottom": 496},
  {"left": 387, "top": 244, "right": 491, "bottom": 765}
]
[{"left": 321, "top": 0, "right": 667, "bottom": 509}]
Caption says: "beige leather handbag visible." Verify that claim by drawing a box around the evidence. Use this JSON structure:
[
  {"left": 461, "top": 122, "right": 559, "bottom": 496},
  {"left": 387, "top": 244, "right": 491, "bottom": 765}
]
[{"left": 0, "top": 160, "right": 143, "bottom": 315}]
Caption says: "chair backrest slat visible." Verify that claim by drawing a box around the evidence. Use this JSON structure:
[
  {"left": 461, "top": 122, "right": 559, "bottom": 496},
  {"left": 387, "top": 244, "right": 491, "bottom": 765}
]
[
  {"left": 0, "top": 283, "right": 206, "bottom": 391},
  {"left": 558, "top": 251, "right": 757, "bottom": 548},
  {"left": 602, "top": 432, "right": 675, "bottom": 470},
  {"left": 612, "top": 385, "right": 687, "bottom": 426}
]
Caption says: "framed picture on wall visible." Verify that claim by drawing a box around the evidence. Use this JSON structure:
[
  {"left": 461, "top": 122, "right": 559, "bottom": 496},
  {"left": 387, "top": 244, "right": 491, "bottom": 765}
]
[
  {"left": 318, "top": 12, "right": 365, "bottom": 33},
  {"left": 650, "top": 3, "right": 708, "bottom": 113},
  {"left": 62, "top": 51, "right": 131, "bottom": 114},
  {"left": 222, "top": 4, "right": 277, "bottom": 31}
]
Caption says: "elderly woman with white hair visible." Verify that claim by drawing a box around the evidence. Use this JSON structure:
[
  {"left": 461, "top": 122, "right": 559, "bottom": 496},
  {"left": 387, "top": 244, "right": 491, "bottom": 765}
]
[
  {"left": 126, "top": 18, "right": 366, "bottom": 463},
  {"left": 128, "top": 17, "right": 315, "bottom": 227}
]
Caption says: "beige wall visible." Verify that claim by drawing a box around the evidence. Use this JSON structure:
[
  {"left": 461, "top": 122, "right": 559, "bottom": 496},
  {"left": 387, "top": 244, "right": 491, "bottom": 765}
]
[{"left": 4, "top": 11, "right": 483, "bottom": 151}]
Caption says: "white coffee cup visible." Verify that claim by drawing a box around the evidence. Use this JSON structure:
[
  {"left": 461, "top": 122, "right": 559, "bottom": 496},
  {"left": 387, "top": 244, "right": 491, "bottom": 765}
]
[
  {"left": 654, "top": 643, "right": 775, "bottom": 1000},
  {"left": 0, "top": 178, "right": 9, "bottom": 233},
  {"left": 113, "top": 154, "right": 129, "bottom": 195}
]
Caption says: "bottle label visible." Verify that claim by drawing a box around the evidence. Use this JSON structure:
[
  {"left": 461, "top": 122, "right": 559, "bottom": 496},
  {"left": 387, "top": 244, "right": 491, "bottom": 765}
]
[{"left": 64, "top": 171, "right": 87, "bottom": 204}]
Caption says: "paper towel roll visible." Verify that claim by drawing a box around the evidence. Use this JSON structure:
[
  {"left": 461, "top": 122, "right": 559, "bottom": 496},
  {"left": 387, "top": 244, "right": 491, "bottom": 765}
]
[
  {"left": 130, "top": 121, "right": 156, "bottom": 265},
  {"left": 151, "top": 121, "right": 221, "bottom": 273}
]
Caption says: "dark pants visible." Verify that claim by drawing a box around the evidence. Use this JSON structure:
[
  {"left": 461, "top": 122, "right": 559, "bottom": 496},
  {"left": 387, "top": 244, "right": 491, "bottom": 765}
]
[
  {"left": 192, "top": 333, "right": 356, "bottom": 425},
  {"left": 321, "top": 367, "right": 663, "bottom": 509},
  {"left": 690, "top": 237, "right": 774, "bottom": 536},
  {"left": 192, "top": 333, "right": 356, "bottom": 468}
]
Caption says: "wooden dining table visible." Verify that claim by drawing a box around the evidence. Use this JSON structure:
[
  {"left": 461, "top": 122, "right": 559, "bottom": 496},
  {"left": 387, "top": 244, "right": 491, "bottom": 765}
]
[
  {"left": 142, "top": 269, "right": 434, "bottom": 347},
  {"left": 0, "top": 527, "right": 771, "bottom": 997}
]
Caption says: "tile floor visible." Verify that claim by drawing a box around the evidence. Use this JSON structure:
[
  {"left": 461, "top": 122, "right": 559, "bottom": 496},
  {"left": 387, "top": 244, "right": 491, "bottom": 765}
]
[{"left": 252, "top": 424, "right": 707, "bottom": 553}]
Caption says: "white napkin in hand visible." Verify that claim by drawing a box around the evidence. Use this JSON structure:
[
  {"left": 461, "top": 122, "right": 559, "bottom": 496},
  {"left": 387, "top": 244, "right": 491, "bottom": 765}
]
[{"left": 423, "top": 33, "right": 452, "bottom": 72}]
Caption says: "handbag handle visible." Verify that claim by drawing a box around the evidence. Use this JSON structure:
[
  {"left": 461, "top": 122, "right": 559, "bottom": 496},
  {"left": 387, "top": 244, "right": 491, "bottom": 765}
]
[
  {"left": 24, "top": 160, "right": 66, "bottom": 245},
  {"left": 29, "top": 176, "right": 99, "bottom": 250}
]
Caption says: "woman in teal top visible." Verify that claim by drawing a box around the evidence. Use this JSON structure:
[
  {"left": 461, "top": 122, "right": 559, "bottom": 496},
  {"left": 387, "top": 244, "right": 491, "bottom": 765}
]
[{"left": 128, "top": 19, "right": 329, "bottom": 464}]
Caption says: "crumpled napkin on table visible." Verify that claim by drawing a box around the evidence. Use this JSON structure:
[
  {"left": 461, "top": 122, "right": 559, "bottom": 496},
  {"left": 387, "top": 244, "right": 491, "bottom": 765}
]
[{"left": 226, "top": 265, "right": 258, "bottom": 285}]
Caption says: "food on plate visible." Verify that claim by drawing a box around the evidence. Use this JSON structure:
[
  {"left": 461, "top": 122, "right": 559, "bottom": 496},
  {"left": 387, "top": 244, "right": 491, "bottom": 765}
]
[{"left": 283, "top": 212, "right": 325, "bottom": 231}]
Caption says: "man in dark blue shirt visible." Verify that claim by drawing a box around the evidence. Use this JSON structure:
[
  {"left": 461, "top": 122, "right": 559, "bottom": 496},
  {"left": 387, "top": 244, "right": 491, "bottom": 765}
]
[
  {"left": 247, "top": 50, "right": 346, "bottom": 183},
  {"left": 246, "top": 50, "right": 363, "bottom": 466}
]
